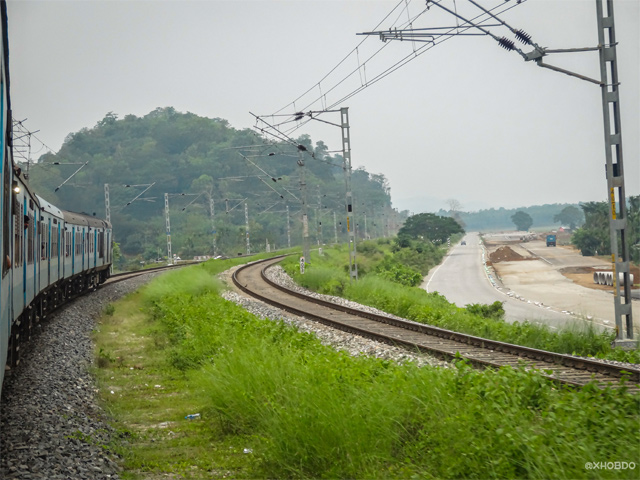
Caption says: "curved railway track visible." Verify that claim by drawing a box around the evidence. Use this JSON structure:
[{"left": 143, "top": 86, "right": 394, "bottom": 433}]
[
  {"left": 233, "top": 256, "right": 640, "bottom": 392},
  {"left": 104, "top": 262, "right": 195, "bottom": 285}
]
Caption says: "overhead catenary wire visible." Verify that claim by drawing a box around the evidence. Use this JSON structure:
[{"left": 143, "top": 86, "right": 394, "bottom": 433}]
[
  {"left": 271, "top": 0, "right": 415, "bottom": 116},
  {"left": 426, "top": 0, "right": 528, "bottom": 59},
  {"left": 266, "top": 0, "right": 525, "bottom": 140},
  {"left": 269, "top": 1, "right": 430, "bottom": 133},
  {"left": 250, "top": 112, "right": 344, "bottom": 169},
  {"left": 320, "top": 1, "right": 522, "bottom": 108},
  {"left": 465, "top": 0, "right": 540, "bottom": 50}
]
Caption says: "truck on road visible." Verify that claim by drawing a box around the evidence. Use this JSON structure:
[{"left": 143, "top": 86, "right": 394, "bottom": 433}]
[{"left": 546, "top": 234, "right": 557, "bottom": 247}]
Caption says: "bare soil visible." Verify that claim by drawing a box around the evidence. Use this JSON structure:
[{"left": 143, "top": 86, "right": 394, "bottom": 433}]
[
  {"left": 489, "top": 246, "right": 535, "bottom": 263},
  {"left": 486, "top": 236, "right": 639, "bottom": 292}
]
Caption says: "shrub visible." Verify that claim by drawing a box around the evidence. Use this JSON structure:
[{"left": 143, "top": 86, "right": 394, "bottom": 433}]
[
  {"left": 466, "top": 301, "right": 505, "bottom": 320},
  {"left": 375, "top": 258, "right": 423, "bottom": 287}
]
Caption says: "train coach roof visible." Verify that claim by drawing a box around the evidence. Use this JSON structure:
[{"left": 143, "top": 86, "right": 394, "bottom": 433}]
[
  {"left": 36, "top": 195, "right": 64, "bottom": 219},
  {"left": 61, "top": 210, "right": 111, "bottom": 229}
]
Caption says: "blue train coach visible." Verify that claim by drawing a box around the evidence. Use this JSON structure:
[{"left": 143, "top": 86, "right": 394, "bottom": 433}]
[{"left": 0, "top": 1, "right": 113, "bottom": 394}]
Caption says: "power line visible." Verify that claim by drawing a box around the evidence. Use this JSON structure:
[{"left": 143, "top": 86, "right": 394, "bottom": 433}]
[
  {"left": 272, "top": 0, "right": 416, "bottom": 117},
  {"left": 265, "top": 0, "right": 524, "bottom": 139}
]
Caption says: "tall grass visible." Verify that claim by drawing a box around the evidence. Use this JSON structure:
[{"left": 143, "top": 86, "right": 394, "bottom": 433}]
[
  {"left": 141, "top": 267, "right": 639, "bottom": 478},
  {"left": 97, "top": 258, "right": 639, "bottom": 478}
]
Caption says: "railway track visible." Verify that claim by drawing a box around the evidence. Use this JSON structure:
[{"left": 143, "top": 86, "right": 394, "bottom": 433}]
[
  {"left": 105, "top": 262, "right": 194, "bottom": 285},
  {"left": 233, "top": 256, "right": 640, "bottom": 392}
]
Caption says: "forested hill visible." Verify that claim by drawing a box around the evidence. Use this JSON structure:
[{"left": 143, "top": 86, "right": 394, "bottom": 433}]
[
  {"left": 437, "top": 204, "right": 584, "bottom": 232},
  {"left": 24, "top": 108, "right": 397, "bottom": 264}
]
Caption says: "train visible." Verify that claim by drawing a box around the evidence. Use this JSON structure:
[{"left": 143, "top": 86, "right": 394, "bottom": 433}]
[{"left": 0, "top": 1, "right": 113, "bottom": 394}]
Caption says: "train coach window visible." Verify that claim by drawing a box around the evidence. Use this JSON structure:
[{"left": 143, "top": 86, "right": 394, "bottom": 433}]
[
  {"left": 41, "top": 220, "right": 47, "bottom": 260},
  {"left": 98, "top": 231, "right": 104, "bottom": 258},
  {"left": 52, "top": 225, "right": 59, "bottom": 257}
]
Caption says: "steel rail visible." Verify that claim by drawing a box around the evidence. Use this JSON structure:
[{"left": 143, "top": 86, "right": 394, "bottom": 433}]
[{"left": 232, "top": 256, "right": 639, "bottom": 390}]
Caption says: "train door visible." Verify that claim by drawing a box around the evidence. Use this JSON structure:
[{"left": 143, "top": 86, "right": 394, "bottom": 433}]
[
  {"left": 71, "top": 226, "right": 76, "bottom": 276},
  {"left": 60, "top": 224, "right": 65, "bottom": 280},
  {"left": 106, "top": 230, "right": 111, "bottom": 264},
  {"left": 42, "top": 217, "right": 50, "bottom": 288},
  {"left": 82, "top": 228, "right": 87, "bottom": 271},
  {"left": 25, "top": 199, "right": 35, "bottom": 307},
  {"left": 51, "top": 219, "right": 59, "bottom": 283},
  {"left": 93, "top": 228, "right": 97, "bottom": 269}
]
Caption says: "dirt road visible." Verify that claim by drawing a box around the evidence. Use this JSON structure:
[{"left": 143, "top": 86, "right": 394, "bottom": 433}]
[{"left": 484, "top": 233, "right": 639, "bottom": 335}]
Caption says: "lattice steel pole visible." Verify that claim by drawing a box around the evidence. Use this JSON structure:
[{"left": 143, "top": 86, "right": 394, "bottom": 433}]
[
  {"left": 341, "top": 107, "right": 357, "bottom": 281},
  {"left": 316, "top": 184, "right": 323, "bottom": 246},
  {"left": 209, "top": 195, "right": 217, "bottom": 257},
  {"left": 299, "top": 151, "right": 310, "bottom": 263},
  {"left": 104, "top": 184, "right": 111, "bottom": 224},
  {"left": 164, "top": 193, "right": 172, "bottom": 264},
  {"left": 245, "top": 201, "right": 251, "bottom": 255},
  {"left": 286, "top": 204, "right": 291, "bottom": 248},
  {"left": 596, "top": 0, "right": 633, "bottom": 344}
]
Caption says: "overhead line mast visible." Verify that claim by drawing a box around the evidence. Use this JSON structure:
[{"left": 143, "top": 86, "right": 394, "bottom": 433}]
[{"left": 360, "top": 0, "right": 634, "bottom": 345}]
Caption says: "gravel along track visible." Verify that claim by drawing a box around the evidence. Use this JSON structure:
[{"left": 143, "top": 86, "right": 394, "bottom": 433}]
[
  {"left": 223, "top": 265, "right": 449, "bottom": 368},
  {"left": 0, "top": 273, "right": 161, "bottom": 480},
  {"left": 233, "top": 257, "right": 640, "bottom": 392}
]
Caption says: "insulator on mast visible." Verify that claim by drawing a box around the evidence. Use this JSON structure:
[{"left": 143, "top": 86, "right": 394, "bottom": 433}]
[
  {"left": 515, "top": 29, "right": 532, "bottom": 45},
  {"left": 498, "top": 37, "right": 516, "bottom": 51}
]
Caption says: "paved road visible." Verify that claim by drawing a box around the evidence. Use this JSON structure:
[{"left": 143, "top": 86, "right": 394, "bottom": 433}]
[{"left": 421, "top": 232, "right": 615, "bottom": 332}]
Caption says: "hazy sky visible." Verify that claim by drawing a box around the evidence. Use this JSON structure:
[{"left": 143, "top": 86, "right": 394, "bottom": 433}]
[{"left": 7, "top": 0, "right": 639, "bottom": 213}]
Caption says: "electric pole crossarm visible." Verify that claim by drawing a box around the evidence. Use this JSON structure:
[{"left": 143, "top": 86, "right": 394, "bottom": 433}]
[
  {"left": 124, "top": 182, "right": 156, "bottom": 207},
  {"left": 181, "top": 192, "right": 204, "bottom": 211},
  {"left": 534, "top": 60, "right": 602, "bottom": 85},
  {"left": 54, "top": 161, "right": 89, "bottom": 192}
]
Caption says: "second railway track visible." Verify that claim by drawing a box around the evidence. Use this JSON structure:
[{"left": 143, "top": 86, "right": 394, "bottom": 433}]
[{"left": 233, "top": 256, "right": 640, "bottom": 392}]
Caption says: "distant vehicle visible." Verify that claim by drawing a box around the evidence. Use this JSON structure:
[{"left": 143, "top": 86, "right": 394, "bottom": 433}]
[
  {"left": 546, "top": 235, "right": 557, "bottom": 247},
  {"left": 461, "top": 240, "right": 467, "bottom": 245}
]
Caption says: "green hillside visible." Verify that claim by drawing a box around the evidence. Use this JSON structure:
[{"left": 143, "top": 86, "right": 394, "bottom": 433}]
[{"left": 23, "top": 108, "right": 400, "bottom": 265}]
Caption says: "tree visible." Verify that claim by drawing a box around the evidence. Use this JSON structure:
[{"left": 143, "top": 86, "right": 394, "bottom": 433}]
[
  {"left": 553, "top": 205, "right": 584, "bottom": 230},
  {"left": 571, "top": 201, "right": 610, "bottom": 256},
  {"left": 397, "top": 213, "right": 464, "bottom": 243},
  {"left": 447, "top": 198, "right": 466, "bottom": 229},
  {"left": 571, "top": 197, "right": 639, "bottom": 259},
  {"left": 511, "top": 211, "right": 533, "bottom": 231},
  {"left": 571, "top": 228, "right": 607, "bottom": 256}
]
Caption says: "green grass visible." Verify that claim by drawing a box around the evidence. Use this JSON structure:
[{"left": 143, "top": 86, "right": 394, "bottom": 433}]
[{"left": 93, "top": 258, "right": 639, "bottom": 478}]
